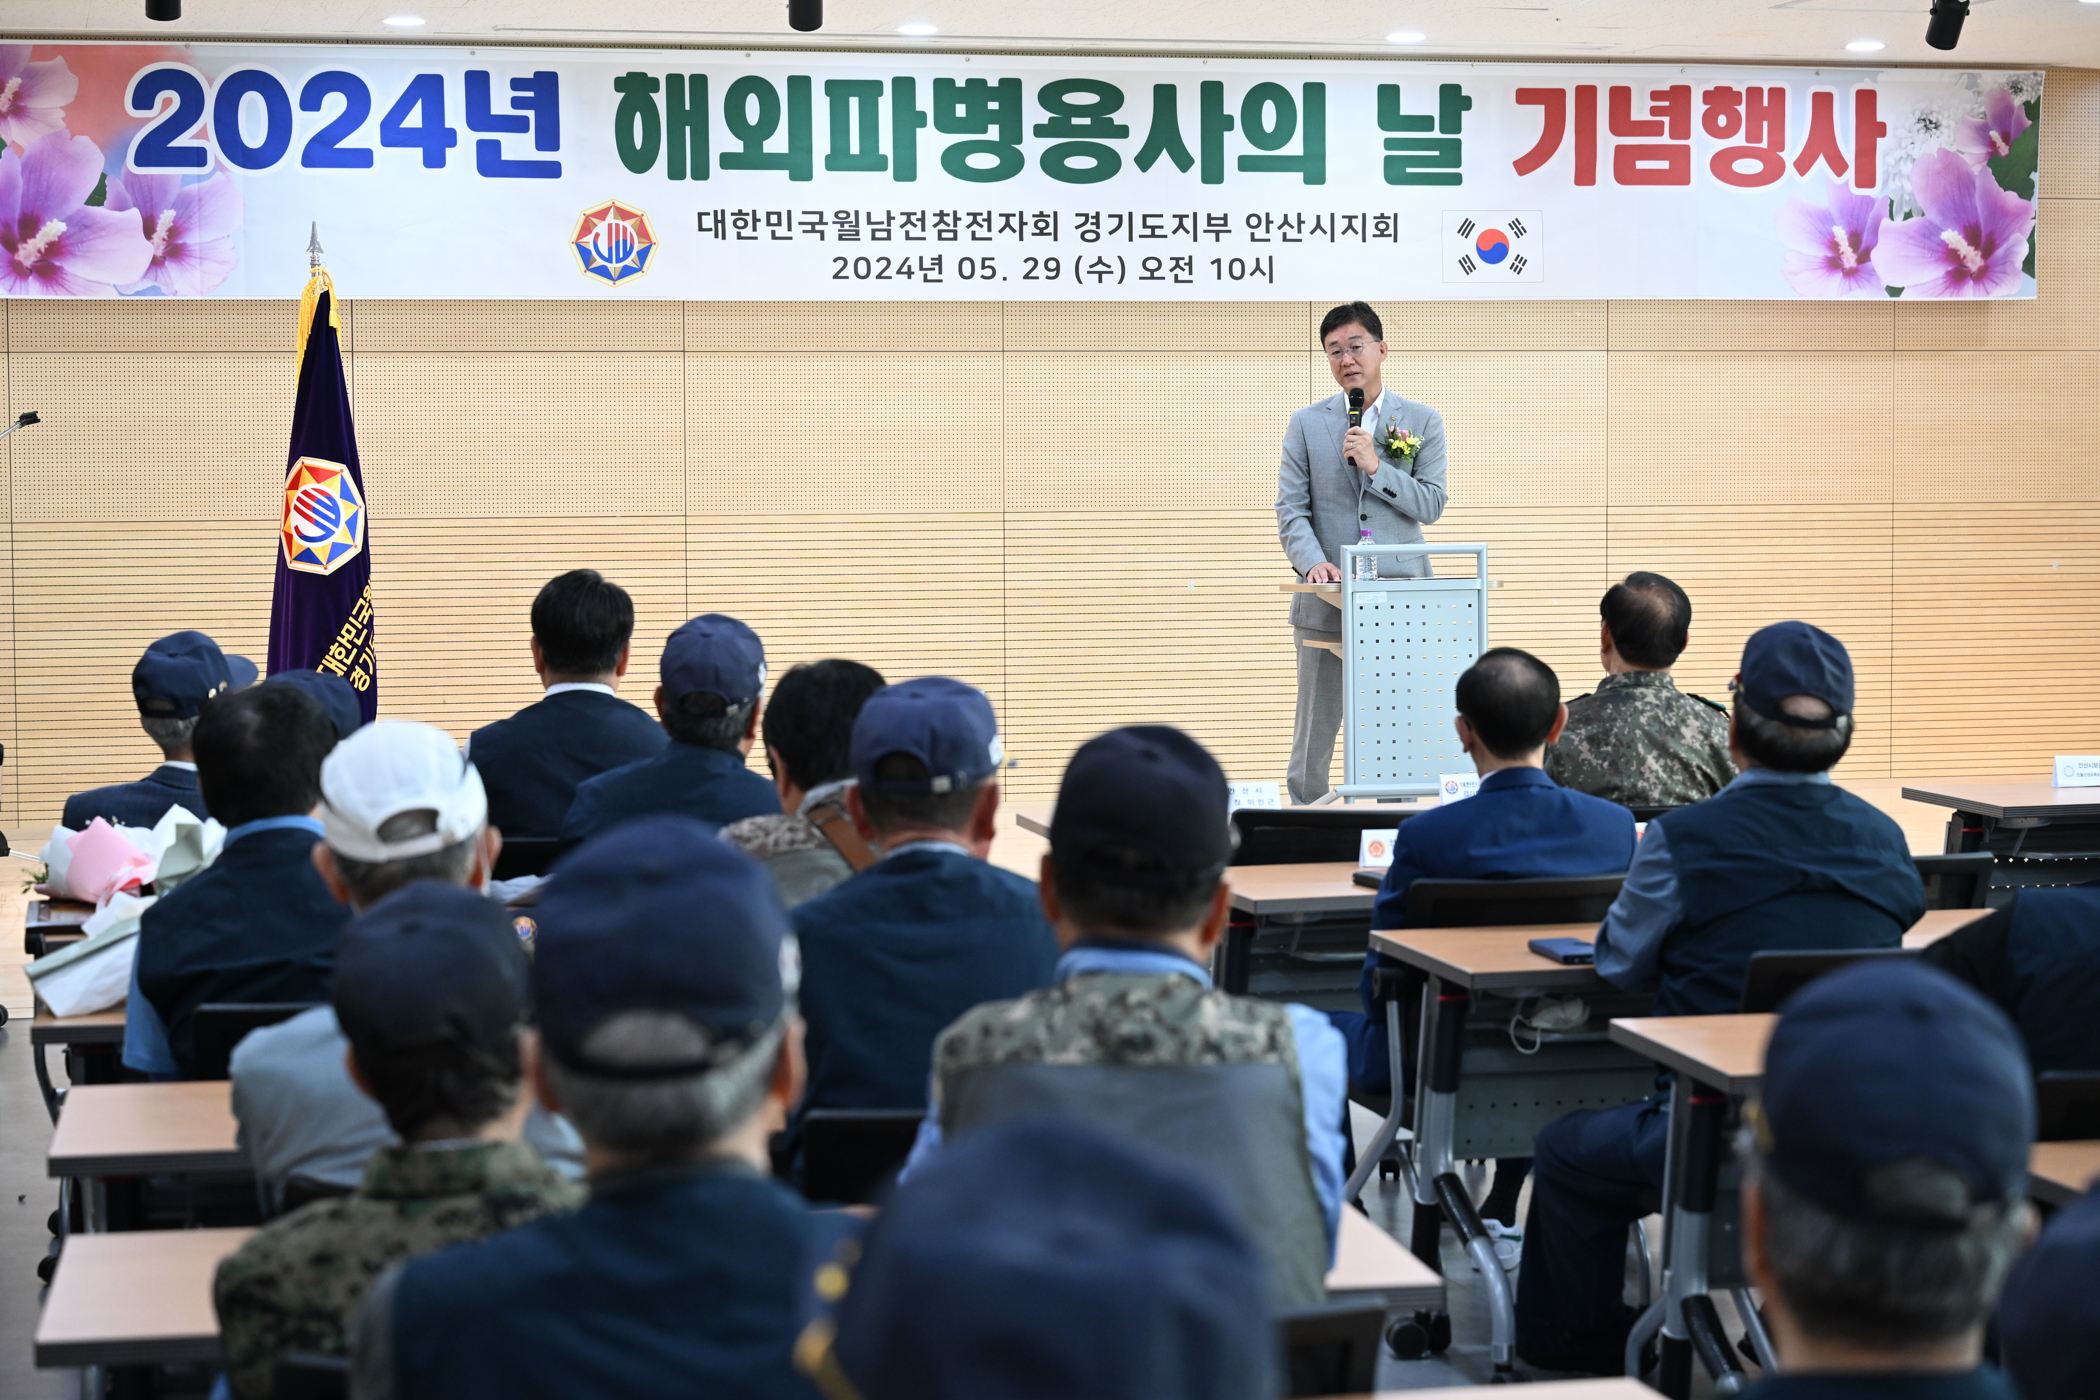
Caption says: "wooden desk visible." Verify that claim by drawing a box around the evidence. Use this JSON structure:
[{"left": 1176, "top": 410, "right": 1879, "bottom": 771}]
[
  {"left": 1901, "top": 780, "right": 2100, "bottom": 822},
  {"left": 1326, "top": 1209, "right": 1442, "bottom": 1310},
  {"left": 25, "top": 896, "right": 93, "bottom": 956},
  {"left": 35, "top": 1227, "right": 252, "bottom": 1367},
  {"left": 1371, "top": 924, "right": 1610, "bottom": 994},
  {"left": 2030, "top": 1141, "right": 2100, "bottom": 1208},
  {"left": 1900, "top": 778, "right": 2100, "bottom": 881},
  {"left": 32, "top": 1006, "right": 128, "bottom": 1047},
  {"left": 48, "top": 1081, "right": 246, "bottom": 1180},
  {"left": 1013, "top": 803, "right": 1053, "bottom": 840},
  {"left": 1227, "top": 862, "right": 1374, "bottom": 917},
  {"left": 1903, "top": 906, "right": 1994, "bottom": 950},
  {"left": 1609, "top": 1013, "right": 1773, "bottom": 1096}
]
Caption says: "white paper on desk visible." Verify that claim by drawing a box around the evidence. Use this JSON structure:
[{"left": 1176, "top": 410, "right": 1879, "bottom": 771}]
[
  {"left": 32, "top": 805, "right": 223, "bottom": 904},
  {"left": 26, "top": 892, "right": 156, "bottom": 1017},
  {"left": 1438, "top": 773, "right": 1482, "bottom": 806},
  {"left": 2053, "top": 756, "right": 2100, "bottom": 788},
  {"left": 1358, "top": 829, "right": 1400, "bottom": 868}
]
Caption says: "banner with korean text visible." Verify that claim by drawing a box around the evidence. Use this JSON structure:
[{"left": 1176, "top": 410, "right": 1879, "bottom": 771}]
[{"left": 0, "top": 42, "right": 2042, "bottom": 300}]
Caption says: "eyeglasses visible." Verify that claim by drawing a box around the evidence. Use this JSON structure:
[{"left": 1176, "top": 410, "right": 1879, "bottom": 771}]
[{"left": 1325, "top": 341, "right": 1379, "bottom": 363}]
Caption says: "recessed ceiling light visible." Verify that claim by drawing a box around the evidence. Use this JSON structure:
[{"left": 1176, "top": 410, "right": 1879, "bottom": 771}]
[
  {"left": 1386, "top": 30, "right": 1426, "bottom": 43},
  {"left": 1845, "top": 38, "right": 1886, "bottom": 51},
  {"left": 897, "top": 21, "right": 938, "bottom": 35},
  {"left": 382, "top": 14, "right": 425, "bottom": 25}
]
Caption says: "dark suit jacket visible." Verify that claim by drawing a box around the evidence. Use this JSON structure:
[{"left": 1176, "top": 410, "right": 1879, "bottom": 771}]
[
  {"left": 559, "top": 742, "right": 779, "bottom": 845},
  {"left": 470, "top": 689, "right": 667, "bottom": 839},
  {"left": 62, "top": 765, "right": 208, "bottom": 830}
]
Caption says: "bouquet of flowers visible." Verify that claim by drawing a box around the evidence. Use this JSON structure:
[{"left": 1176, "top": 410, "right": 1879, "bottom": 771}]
[{"left": 1380, "top": 422, "right": 1422, "bottom": 462}]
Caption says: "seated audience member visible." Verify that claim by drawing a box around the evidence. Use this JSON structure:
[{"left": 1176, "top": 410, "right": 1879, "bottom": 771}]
[
  {"left": 909, "top": 726, "right": 1346, "bottom": 1310},
  {"left": 796, "top": 1121, "right": 1273, "bottom": 1400},
  {"left": 130, "top": 685, "right": 347, "bottom": 1079},
  {"left": 1336, "top": 649, "right": 1635, "bottom": 1217},
  {"left": 231, "top": 720, "right": 580, "bottom": 1212},
  {"left": 721, "top": 658, "right": 887, "bottom": 907},
  {"left": 266, "top": 667, "right": 365, "bottom": 742},
  {"left": 469, "top": 570, "right": 666, "bottom": 839},
  {"left": 1996, "top": 1181, "right": 2100, "bottom": 1400},
  {"left": 1545, "top": 572, "right": 1734, "bottom": 807},
  {"left": 788, "top": 678, "right": 1057, "bottom": 1173},
  {"left": 1921, "top": 886, "right": 2100, "bottom": 1073},
  {"left": 64, "top": 630, "right": 256, "bottom": 830},
  {"left": 351, "top": 818, "right": 821, "bottom": 1400},
  {"left": 559, "top": 614, "right": 779, "bottom": 843},
  {"left": 215, "top": 883, "right": 581, "bottom": 1400},
  {"left": 1733, "top": 960, "right": 2032, "bottom": 1400},
  {"left": 1516, "top": 621, "right": 1928, "bottom": 1373}
]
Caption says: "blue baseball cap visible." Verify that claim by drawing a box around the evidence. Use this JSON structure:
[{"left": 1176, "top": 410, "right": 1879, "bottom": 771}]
[
  {"left": 1737, "top": 620, "right": 1853, "bottom": 725},
  {"left": 661, "top": 614, "right": 766, "bottom": 707},
  {"left": 851, "top": 677, "right": 1002, "bottom": 794},
  {"left": 1757, "top": 960, "right": 2032, "bottom": 1221},
  {"left": 531, "top": 816, "right": 788, "bottom": 1075},
  {"left": 333, "top": 881, "right": 530, "bottom": 1057},
  {"left": 133, "top": 631, "right": 257, "bottom": 720},
  {"left": 1999, "top": 1189, "right": 2100, "bottom": 1400},
  {"left": 1050, "top": 726, "right": 1233, "bottom": 883},
  {"left": 266, "top": 668, "right": 363, "bottom": 741},
  {"left": 805, "top": 1121, "right": 1274, "bottom": 1400}
]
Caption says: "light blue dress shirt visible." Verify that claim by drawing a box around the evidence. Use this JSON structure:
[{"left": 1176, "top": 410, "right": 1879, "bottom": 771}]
[
  {"left": 1593, "top": 769, "right": 1832, "bottom": 991},
  {"left": 121, "top": 815, "right": 327, "bottom": 1078},
  {"left": 897, "top": 941, "right": 1349, "bottom": 1260}
]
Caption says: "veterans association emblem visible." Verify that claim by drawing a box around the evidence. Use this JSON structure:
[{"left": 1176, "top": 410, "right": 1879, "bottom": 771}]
[
  {"left": 280, "top": 456, "right": 366, "bottom": 576},
  {"left": 572, "top": 200, "right": 657, "bottom": 286}
]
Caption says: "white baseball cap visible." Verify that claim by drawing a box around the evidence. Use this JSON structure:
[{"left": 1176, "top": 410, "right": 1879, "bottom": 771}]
[{"left": 320, "top": 720, "right": 488, "bottom": 863}]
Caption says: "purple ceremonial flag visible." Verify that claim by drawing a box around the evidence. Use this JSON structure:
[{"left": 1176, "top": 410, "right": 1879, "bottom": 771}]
[{"left": 267, "top": 287, "right": 377, "bottom": 721}]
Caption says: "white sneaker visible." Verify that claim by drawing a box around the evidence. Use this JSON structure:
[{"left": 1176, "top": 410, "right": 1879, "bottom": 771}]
[{"left": 1472, "top": 1219, "right": 1522, "bottom": 1272}]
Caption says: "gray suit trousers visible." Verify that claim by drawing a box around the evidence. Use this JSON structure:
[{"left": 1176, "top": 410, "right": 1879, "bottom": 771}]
[{"left": 1289, "top": 627, "right": 1344, "bottom": 803}]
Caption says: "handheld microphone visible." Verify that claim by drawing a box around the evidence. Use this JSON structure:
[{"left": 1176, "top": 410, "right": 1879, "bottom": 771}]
[{"left": 1347, "top": 387, "right": 1364, "bottom": 427}]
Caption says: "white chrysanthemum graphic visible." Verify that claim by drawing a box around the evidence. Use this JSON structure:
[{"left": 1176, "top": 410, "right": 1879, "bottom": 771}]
[{"left": 1883, "top": 81, "right": 1985, "bottom": 218}]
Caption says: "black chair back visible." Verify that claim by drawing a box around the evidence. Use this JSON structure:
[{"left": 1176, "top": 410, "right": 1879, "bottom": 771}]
[
  {"left": 271, "top": 1352, "right": 349, "bottom": 1400},
  {"left": 1404, "top": 874, "right": 1626, "bottom": 928},
  {"left": 1914, "top": 853, "right": 1995, "bottom": 910},
  {"left": 191, "top": 1002, "right": 323, "bottom": 1082},
  {"left": 800, "top": 1108, "right": 926, "bottom": 1206},
  {"left": 2036, "top": 1071, "right": 2100, "bottom": 1142},
  {"left": 1276, "top": 1301, "right": 1385, "bottom": 1396},
  {"left": 492, "top": 837, "right": 564, "bottom": 881},
  {"left": 1230, "top": 808, "right": 1421, "bottom": 867},
  {"left": 280, "top": 1174, "right": 357, "bottom": 1215},
  {"left": 1738, "top": 948, "right": 1914, "bottom": 1014}
]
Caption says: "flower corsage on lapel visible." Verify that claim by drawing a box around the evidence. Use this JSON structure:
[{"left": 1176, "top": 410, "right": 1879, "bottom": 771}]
[{"left": 1379, "top": 420, "right": 1422, "bottom": 464}]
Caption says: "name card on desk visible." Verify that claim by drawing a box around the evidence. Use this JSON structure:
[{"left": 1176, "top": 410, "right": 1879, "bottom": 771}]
[
  {"left": 1438, "top": 773, "right": 1482, "bottom": 805},
  {"left": 1228, "top": 781, "right": 1283, "bottom": 811},
  {"left": 1359, "top": 829, "right": 1400, "bottom": 868},
  {"left": 2054, "top": 757, "right": 2100, "bottom": 788}
]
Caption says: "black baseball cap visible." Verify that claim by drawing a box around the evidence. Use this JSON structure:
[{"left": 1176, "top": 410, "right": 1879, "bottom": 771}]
[
  {"left": 266, "top": 668, "right": 363, "bottom": 741},
  {"left": 851, "top": 677, "right": 1002, "bottom": 794},
  {"left": 1756, "top": 960, "right": 2032, "bottom": 1221},
  {"left": 332, "top": 881, "right": 531, "bottom": 1056},
  {"left": 661, "top": 614, "right": 766, "bottom": 707},
  {"left": 133, "top": 631, "right": 257, "bottom": 720},
  {"left": 1050, "top": 726, "right": 1232, "bottom": 886},
  {"left": 806, "top": 1121, "right": 1273, "bottom": 1400},
  {"left": 1737, "top": 621, "right": 1853, "bottom": 726},
  {"left": 532, "top": 815, "right": 788, "bottom": 1076},
  {"left": 1999, "top": 1189, "right": 2100, "bottom": 1400}
]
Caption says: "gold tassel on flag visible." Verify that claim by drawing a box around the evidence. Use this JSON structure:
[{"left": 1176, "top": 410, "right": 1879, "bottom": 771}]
[{"left": 298, "top": 221, "right": 339, "bottom": 351}]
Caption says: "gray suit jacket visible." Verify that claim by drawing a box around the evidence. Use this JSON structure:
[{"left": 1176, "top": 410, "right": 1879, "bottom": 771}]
[{"left": 1275, "top": 390, "right": 1449, "bottom": 629}]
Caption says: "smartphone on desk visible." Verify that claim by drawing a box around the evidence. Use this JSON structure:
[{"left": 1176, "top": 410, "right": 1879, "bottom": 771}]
[{"left": 1528, "top": 936, "right": 1595, "bottom": 966}]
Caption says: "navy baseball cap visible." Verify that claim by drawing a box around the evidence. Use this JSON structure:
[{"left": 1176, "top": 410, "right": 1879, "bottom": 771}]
[
  {"left": 1737, "top": 621, "right": 1853, "bottom": 726},
  {"left": 1999, "top": 1189, "right": 2100, "bottom": 1400},
  {"left": 133, "top": 631, "right": 257, "bottom": 720},
  {"left": 661, "top": 614, "right": 766, "bottom": 707},
  {"left": 1756, "top": 960, "right": 2032, "bottom": 1221},
  {"left": 804, "top": 1121, "right": 1273, "bottom": 1400},
  {"left": 851, "top": 677, "right": 1002, "bottom": 794},
  {"left": 532, "top": 816, "right": 788, "bottom": 1075},
  {"left": 1050, "top": 726, "right": 1233, "bottom": 884},
  {"left": 266, "top": 668, "right": 363, "bottom": 741},
  {"left": 332, "top": 881, "right": 530, "bottom": 1056}
]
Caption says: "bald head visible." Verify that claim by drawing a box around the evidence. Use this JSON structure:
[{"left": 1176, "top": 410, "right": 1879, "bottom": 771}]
[{"left": 1455, "top": 648, "right": 1562, "bottom": 760}]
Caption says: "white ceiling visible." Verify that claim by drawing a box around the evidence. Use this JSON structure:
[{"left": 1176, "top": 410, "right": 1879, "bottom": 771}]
[{"left": 4, "top": 0, "right": 2094, "bottom": 68}]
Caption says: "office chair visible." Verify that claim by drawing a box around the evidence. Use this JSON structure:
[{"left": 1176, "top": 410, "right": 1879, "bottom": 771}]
[
  {"left": 1276, "top": 1301, "right": 1385, "bottom": 1396},
  {"left": 799, "top": 1108, "right": 926, "bottom": 1205},
  {"left": 1403, "top": 874, "right": 1626, "bottom": 928},
  {"left": 191, "top": 1002, "right": 324, "bottom": 1081},
  {"left": 2036, "top": 1071, "right": 2100, "bottom": 1142},
  {"left": 1737, "top": 948, "right": 1915, "bottom": 1014},
  {"left": 1914, "top": 853, "right": 1996, "bottom": 910}
]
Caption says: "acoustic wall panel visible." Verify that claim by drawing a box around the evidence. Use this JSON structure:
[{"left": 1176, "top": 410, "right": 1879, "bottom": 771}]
[
  {"left": 1307, "top": 300, "right": 1610, "bottom": 353},
  {"left": 1436, "top": 504, "right": 1611, "bottom": 694},
  {"left": 1891, "top": 351, "right": 2100, "bottom": 504},
  {"left": 686, "top": 301, "right": 1003, "bottom": 354},
  {"left": 6, "top": 297, "right": 287, "bottom": 354},
  {"left": 1607, "top": 299, "right": 1894, "bottom": 354},
  {"left": 1403, "top": 353, "right": 1609, "bottom": 510},
  {"left": 2042, "top": 70, "right": 2100, "bottom": 201},
  {"left": 354, "top": 299, "right": 684, "bottom": 355},
  {"left": 1012, "top": 301, "right": 1305, "bottom": 353},
  {"left": 1894, "top": 199, "right": 2100, "bottom": 352}
]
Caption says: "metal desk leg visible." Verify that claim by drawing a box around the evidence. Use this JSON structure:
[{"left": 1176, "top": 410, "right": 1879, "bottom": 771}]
[
  {"left": 1658, "top": 1080, "right": 1728, "bottom": 1400},
  {"left": 1409, "top": 980, "right": 1467, "bottom": 1268},
  {"left": 1343, "top": 998, "right": 1412, "bottom": 1203}
]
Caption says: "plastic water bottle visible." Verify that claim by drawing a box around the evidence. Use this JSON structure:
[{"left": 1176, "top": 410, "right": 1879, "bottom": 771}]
[{"left": 1354, "top": 528, "right": 1378, "bottom": 581}]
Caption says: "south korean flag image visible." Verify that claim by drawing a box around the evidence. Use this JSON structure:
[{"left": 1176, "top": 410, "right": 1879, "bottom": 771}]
[{"left": 1444, "top": 212, "right": 1543, "bottom": 284}]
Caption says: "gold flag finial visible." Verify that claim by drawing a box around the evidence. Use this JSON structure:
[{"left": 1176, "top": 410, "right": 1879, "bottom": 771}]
[{"left": 297, "top": 223, "right": 339, "bottom": 352}]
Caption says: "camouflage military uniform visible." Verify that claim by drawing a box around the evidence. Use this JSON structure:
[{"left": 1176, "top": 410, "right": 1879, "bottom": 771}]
[
  {"left": 1544, "top": 669, "right": 1735, "bottom": 808},
  {"left": 214, "top": 1139, "right": 582, "bottom": 1400},
  {"left": 720, "top": 811, "right": 852, "bottom": 908}
]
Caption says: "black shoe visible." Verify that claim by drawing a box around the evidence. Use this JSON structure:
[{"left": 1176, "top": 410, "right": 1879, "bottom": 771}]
[{"left": 1517, "top": 1306, "right": 1636, "bottom": 1377}]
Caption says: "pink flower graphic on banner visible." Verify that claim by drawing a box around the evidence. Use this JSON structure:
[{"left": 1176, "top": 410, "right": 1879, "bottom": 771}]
[
  {"left": 1777, "top": 182, "right": 1887, "bottom": 297},
  {"left": 0, "top": 46, "right": 77, "bottom": 149},
  {"left": 106, "top": 169, "right": 243, "bottom": 296},
  {"left": 1878, "top": 148, "right": 2035, "bottom": 298},
  {"left": 0, "top": 131, "right": 152, "bottom": 296},
  {"left": 1955, "top": 87, "right": 2031, "bottom": 168}
]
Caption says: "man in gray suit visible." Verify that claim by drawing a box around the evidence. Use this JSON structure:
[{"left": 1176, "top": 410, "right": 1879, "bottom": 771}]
[{"left": 1276, "top": 301, "right": 1450, "bottom": 802}]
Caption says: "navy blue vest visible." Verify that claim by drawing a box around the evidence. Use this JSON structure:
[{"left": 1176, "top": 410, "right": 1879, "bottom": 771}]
[
  {"left": 1652, "top": 781, "right": 1924, "bottom": 1015},
  {"left": 62, "top": 765, "right": 209, "bottom": 830},
  {"left": 2001, "top": 887, "right": 2100, "bottom": 1074},
  {"left": 470, "top": 689, "right": 667, "bottom": 838},
  {"left": 389, "top": 1164, "right": 821, "bottom": 1400},
  {"left": 559, "top": 741, "right": 779, "bottom": 844}
]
